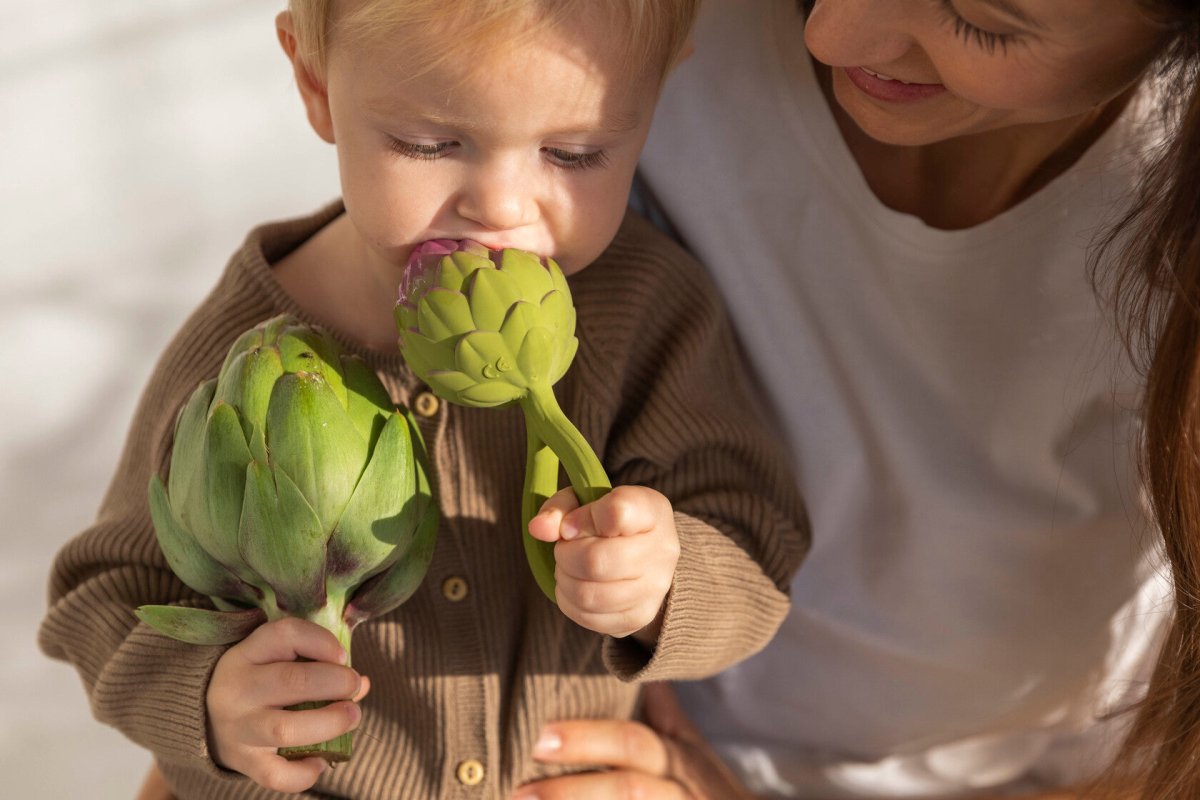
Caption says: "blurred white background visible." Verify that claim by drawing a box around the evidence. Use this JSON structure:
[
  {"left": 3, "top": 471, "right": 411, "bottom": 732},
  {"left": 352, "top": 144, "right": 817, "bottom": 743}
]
[{"left": 2, "top": 2, "right": 338, "bottom": 795}]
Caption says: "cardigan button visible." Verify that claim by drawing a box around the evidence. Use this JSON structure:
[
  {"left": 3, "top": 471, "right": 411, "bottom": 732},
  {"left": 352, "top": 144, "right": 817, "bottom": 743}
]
[
  {"left": 413, "top": 391, "right": 440, "bottom": 418},
  {"left": 456, "top": 758, "right": 485, "bottom": 786},
  {"left": 441, "top": 576, "right": 469, "bottom": 602}
]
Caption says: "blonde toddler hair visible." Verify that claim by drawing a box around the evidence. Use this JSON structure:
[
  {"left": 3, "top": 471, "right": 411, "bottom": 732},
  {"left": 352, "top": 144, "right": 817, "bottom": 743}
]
[{"left": 288, "top": 0, "right": 698, "bottom": 84}]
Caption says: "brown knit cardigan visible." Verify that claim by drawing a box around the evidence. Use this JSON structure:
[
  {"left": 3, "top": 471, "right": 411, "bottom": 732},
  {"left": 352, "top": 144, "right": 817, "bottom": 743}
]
[{"left": 39, "top": 203, "right": 809, "bottom": 799}]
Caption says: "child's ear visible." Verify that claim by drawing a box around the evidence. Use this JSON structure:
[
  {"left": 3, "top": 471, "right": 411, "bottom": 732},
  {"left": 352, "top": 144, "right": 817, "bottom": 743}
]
[{"left": 276, "top": 11, "right": 335, "bottom": 144}]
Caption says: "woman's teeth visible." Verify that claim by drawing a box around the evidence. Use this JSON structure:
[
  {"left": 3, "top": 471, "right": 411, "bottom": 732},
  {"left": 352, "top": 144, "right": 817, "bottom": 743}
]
[{"left": 862, "top": 67, "right": 913, "bottom": 85}]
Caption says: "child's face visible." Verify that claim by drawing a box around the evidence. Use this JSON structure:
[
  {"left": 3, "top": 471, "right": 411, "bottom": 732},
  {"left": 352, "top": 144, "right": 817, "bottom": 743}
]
[{"left": 297, "top": 11, "right": 661, "bottom": 278}]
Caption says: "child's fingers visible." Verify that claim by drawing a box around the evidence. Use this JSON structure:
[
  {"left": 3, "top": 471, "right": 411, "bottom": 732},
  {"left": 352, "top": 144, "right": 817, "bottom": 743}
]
[
  {"left": 242, "top": 754, "right": 328, "bottom": 795},
  {"left": 352, "top": 673, "right": 372, "bottom": 703},
  {"left": 247, "top": 660, "right": 363, "bottom": 709},
  {"left": 554, "top": 535, "right": 655, "bottom": 582},
  {"left": 528, "top": 487, "right": 581, "bottom": 543},
  {"left": 245, "top": 699, "right": 362, "bottom": 749},
  {"left": 237, "top": 617, "right": 349, "bottom": 667},
  {"left": 563, "top": 485, "right": 669, "bottom": 540},
  {"left": 556, "top": 590, "right": 655, "bottom": 638},
  {"left": 554, "top": 573, "right": 645, "bottom": 614}
]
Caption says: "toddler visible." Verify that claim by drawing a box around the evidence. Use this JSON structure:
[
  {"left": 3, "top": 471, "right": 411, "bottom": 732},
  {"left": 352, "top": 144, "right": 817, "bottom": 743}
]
[{"left": 39, "top": 0, "right": 808, "bottom": 797}]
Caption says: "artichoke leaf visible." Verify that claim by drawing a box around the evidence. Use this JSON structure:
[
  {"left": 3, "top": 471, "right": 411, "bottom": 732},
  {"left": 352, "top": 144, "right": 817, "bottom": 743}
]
[
  {"left": 394, "top": 302, "right": 420, "bottom": 334},
  {"left": 261, "top": 314, "right": 294, "bottom": 344},
  {"left": 168, "top": 379, "right": 218, "bottom": 542},
  {"left": 200, "top": 402, "right": 256, "bottom": 569},
  {"left": 347, "top": 500, "right": 438, "bottom": 623},
  {"left": 455, "top": 331, "right": 521, "bottom": 386},
  {"left": 467, "top": 267, "right": 523, "bottom": 331},
  {"left": 148, "top": 475, "right": 259, "bottom": 605},
  {"left": 499, "top": 301, "right": 540, "bottom": 359},
  {"left": 326, "top": 412, "right": 416, "bottom": 586},
  {"left": 424, "top": 369, "right": 478, "bottom": 395},
  {"left": 517, "top": 326, "right": 556, "bottom": 387},
  {"left": 216, "top": 346, "right": 284, "bottom": 465},
  {"left": 401, "top": 330, "right": 458, "bottom": 377},
  {"left": 550, "top": 334, "right": 579, "bottom": 386},
  {"left": 418, "top": 288, "right": 474, "bottom": 341},
  {"left": 217, "top": 326, "right": 265, "bottom": 379},
  {"left": 458, "top": 381, "right": 524, "bottom": 406},
  {"left": 341, "top": 356, "right": 393, "bottom": 451},
  {"left": 548, "top": 257, "right": 571, "bottom": 301},
  {"left": 238, "top": 462, "right": 328, "bottom": 617},
  {"left": 135, "top": 604, "right": 266, "bottom": 646},
  {"left": 498, "top": 249, "right": 555, "bottom": 298},
  {"left": 447, "top": 251, "right": 491, "bottom": 288},
  {"left": 277, "top": 330, "right": 348, "bottom": 410},
  {"left": 266, "top": 373, "right": 367, "bottom": 533},
  {"left": 539, "top": 290, "right": 574, "bottom": 339}
]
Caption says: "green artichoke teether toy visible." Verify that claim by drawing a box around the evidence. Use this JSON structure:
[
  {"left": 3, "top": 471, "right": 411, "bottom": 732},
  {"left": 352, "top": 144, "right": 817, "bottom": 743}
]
[
  {"left": 395, "top": 240, "right": 611, "bottom": 602},
  {"left": 136, "top": 313, "right": 438, "bottom": 763}
]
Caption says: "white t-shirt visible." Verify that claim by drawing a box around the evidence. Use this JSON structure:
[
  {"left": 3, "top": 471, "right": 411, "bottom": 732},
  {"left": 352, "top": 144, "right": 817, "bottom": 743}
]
[{"left": 637, "top": 1, "right": 1171, "bottom": 796}]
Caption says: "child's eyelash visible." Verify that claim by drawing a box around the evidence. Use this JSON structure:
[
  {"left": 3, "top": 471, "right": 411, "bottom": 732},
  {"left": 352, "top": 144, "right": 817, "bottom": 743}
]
[
  {"left": 387, "top": 138, "right": 452, "bottom": 160},
  {"left": 937, "top": 0, "right": 1015, "bottom": 55},
  {"left": 386, "top": 138, "right": 610, "bottom": 171},
  {"left": 543, "top": 148, "right": 610, "bottom": 171}
]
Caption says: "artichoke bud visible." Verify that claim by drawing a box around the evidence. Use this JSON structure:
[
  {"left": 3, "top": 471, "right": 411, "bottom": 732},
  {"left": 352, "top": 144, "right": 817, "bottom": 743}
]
[
  {"left": 396, "top": 239, "right": 578, "bottom": 408},
  {"left": 139, "top": 313, "right": 437, "bottom": 763},
  {"left": 396, "top": 241, "right": 610, "bottom": 605}
]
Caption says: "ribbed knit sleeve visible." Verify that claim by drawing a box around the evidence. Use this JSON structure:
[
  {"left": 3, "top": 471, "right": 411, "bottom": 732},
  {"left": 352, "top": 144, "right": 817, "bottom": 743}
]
[{"left": 565, "top": 212, "right": 810, "bottom": 681}]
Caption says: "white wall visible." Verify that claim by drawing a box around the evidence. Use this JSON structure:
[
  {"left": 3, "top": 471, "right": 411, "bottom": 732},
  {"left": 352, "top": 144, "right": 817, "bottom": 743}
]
[{"left": 1, "top": 2, "right": 338, "bottom": 795}]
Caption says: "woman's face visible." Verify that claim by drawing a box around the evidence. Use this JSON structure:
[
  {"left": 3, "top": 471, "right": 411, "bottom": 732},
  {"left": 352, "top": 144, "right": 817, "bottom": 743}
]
[{"left": 804, "top": 0, "right": 1167, "bottom": 145}]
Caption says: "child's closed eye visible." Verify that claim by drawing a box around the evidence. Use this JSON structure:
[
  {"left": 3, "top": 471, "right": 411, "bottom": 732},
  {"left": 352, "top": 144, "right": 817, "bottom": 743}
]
[
  {"left": 387, "top": 137, "right": 456, "bottom": 160},
  {"left": 542, "top": 147, "right": 610, "bottom": 171}
]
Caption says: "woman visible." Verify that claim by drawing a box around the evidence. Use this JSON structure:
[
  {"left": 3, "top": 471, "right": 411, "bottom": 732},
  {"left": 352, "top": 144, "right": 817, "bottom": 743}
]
[{"left": 518, "top": 0, "right": 1200, "bottom": 798}]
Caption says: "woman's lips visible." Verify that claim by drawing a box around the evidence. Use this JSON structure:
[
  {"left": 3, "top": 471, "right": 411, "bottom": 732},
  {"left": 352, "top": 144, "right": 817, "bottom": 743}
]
[{"left": 843, "top": 66, "right": 947, "bottom": 103}]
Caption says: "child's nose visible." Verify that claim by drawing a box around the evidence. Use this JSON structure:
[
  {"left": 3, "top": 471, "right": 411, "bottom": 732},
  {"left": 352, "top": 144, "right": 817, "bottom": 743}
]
[{"left": 457, "top": 167, "right": 537, "bottom": 231}]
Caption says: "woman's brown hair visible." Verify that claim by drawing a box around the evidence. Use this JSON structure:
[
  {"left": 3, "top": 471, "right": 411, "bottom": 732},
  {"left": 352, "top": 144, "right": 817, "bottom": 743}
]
[{"left": 1098, "top": 1, "right": 1200, "bottom": 795}]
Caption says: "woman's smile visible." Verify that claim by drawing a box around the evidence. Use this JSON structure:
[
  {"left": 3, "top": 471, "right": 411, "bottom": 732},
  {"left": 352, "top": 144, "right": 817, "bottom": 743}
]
[{"left": 843, "top": 65, "right": 947, "bottom": 103}]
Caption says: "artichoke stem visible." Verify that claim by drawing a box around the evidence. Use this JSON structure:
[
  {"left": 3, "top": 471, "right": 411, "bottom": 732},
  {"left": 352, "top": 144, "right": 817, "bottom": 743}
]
[
  {"left": 520, "top": 385, "right": 611, "bottom": 507},
  {"left": 278, "top": 597, "right": 355, "bottom": 763},
  {"left": 522, "top": 426, "right": 561, "bottom": 603}
]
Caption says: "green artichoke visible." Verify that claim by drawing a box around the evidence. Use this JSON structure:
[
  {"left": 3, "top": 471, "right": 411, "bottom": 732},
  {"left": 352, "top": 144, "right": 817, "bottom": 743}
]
[
  {"left": 395, "top": 241, "right": 610, "bottom": 602},
  {"left": 136, "top": 313, "right": 437, "bottom": 763}
]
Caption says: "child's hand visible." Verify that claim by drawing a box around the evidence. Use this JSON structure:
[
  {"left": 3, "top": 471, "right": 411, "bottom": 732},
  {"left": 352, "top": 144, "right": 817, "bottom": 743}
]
[
  {"left": 528, "top": 485, "right": 680, "bottom": 645},
  {"left": 206, "top": 618, "right": 369, "bottom": 793}
]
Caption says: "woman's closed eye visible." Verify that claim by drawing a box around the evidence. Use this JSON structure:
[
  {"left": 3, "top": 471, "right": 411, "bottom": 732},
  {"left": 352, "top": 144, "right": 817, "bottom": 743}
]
[{"left": 936, "top": 0, "right": 1019, "bottom": 55}]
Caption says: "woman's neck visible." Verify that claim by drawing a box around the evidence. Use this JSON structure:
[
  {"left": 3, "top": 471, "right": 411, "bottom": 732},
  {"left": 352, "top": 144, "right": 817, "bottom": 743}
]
[{"left": 814, "top": 62, "right": 1134, "bottom": 230}]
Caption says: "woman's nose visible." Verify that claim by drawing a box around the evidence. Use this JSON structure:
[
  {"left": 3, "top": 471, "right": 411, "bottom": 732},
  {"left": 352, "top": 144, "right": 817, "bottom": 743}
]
[
  {"left": 456, "top": 161, "right": 537, "bottom": 232},
  {"left": 804, "top": 0, "right": 915, "bottom": 68}
]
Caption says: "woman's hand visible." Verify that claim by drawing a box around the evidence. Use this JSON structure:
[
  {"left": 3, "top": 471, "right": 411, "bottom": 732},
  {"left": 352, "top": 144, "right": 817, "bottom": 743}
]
[
  {"left": 513, "top": 681, "right": 755, "bottom": 799},
  {"left": 206, "top": 618, "right": 369, "bottom": 793}
]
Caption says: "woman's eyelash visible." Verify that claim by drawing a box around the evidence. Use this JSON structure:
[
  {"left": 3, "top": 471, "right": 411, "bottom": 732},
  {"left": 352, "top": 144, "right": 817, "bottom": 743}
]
[
  {"left": 938, "top": 0, "right": 1015, "bottom": 55},
  {"left": 387, "top": 138, "right": 452, "bottom": 160},
  {"left": 543, "top": 148, "right": 610, "bottom": 171}
]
